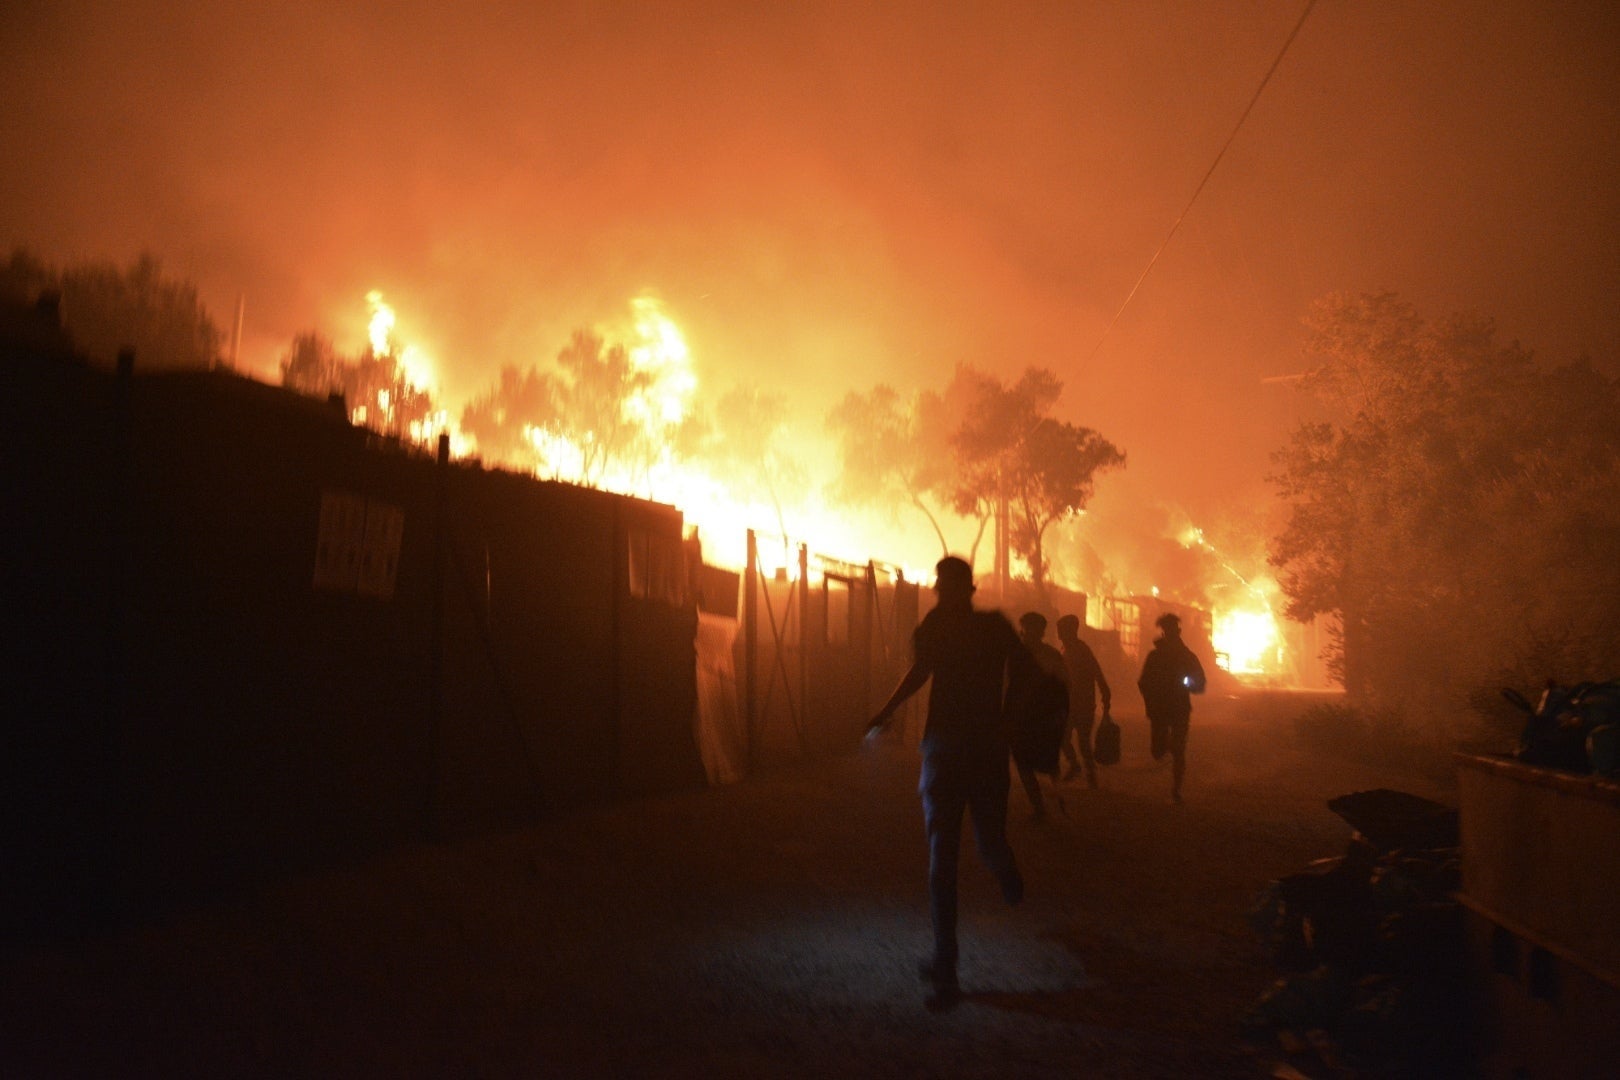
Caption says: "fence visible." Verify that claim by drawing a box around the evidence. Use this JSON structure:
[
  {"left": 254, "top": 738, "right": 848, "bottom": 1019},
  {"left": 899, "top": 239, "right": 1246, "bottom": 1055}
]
[{"left": 739, "top": 531, "right": 918, "bottom": 767}]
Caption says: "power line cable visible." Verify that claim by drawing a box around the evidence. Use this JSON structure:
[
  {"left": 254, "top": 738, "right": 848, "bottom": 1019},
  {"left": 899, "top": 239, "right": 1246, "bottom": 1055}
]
[{"left": 1085, "top": 0, "right": 1319, "bottom": 364}]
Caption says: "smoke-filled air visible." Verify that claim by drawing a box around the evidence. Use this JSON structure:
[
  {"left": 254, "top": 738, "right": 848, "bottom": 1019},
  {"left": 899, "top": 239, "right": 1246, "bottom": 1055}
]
[{"left": 4, "top": 0, "right": 1617, "bottom": 714}]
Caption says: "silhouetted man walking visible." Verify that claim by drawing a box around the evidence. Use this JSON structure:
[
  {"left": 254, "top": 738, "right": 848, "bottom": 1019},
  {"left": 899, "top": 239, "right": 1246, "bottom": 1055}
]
[
  {"left": 1013, "top": 611, "right": 1068, "bottom": 819},
  {"left": 868, "top": 556, "right": 1027, "bottom": 1007},
  {"left": 1055, "top": 614, "right": 1111, "bottom": 788},
  {"left": 1137, "top": 612, "right": 1206, "bottom": 803}
]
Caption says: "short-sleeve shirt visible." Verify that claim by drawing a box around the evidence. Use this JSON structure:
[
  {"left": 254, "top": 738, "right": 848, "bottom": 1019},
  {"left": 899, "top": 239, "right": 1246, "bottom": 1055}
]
[{"left": 913, "top": 606, "right": 1020, "bottom": 755}]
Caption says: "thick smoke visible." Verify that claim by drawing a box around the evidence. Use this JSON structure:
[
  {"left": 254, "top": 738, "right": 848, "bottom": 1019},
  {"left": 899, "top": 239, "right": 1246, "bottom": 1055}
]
[{"left": 3, "top": 0, "right": 1615, "bottom": 589}]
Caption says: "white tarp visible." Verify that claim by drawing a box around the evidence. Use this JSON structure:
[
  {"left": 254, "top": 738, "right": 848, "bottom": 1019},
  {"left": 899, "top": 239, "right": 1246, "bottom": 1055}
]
[{"left": 694, "top": 611, "right": 747, "bottom": 784}]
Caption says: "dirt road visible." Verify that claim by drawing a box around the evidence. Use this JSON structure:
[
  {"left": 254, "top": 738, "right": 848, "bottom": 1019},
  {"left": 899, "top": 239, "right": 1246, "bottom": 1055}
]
[{"left": 0, "top": 690, "right": 1458, "bottom": 1079}]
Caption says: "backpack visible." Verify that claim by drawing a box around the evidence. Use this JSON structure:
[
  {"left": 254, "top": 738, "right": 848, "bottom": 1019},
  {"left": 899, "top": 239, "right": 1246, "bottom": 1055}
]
[
  {"left": 1093, "top": 710, "right": 1121, "bottom": 766},
  {"left": 1011, "top": 669, "right": 1069, "bottom": 775}
]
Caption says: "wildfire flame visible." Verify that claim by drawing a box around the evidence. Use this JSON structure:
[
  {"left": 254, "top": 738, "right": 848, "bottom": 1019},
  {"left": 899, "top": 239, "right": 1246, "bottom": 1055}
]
[
  {"left": 341, "top": 290, "right": 1300, "bottom": 681},
  {"left": 366, "top": 290, "right": 395, "bottom": 356},
  {"left": 355, "top": 290, "right": 468, "bottom": 453},
  {"left": 1178, "top": 524, "right": 1284, "bottom": 676},
  {"left": 1214, "top": 607, "right": 1281, "bottom": 675},
  {"left": 367, "top": 289, "right": 437, "bottom": 394},
  {"left": 627, "top": 296, "right": 696, "bottom": 427}
]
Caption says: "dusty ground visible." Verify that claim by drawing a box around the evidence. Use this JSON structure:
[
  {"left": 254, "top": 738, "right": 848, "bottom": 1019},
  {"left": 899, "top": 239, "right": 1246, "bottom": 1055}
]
[{"left": 0, "top": 690, "right": 1460, "bottom": 1079}]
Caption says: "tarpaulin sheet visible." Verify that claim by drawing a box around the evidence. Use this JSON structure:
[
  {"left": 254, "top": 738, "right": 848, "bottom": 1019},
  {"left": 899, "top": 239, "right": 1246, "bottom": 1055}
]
[{"left": 695, "top": 611, "right": 746, "bottom": 784}]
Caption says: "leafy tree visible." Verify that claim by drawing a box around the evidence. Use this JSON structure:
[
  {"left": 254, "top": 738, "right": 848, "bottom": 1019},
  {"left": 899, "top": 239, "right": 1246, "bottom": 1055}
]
[
  {"left": 826, "top": 383, "right": 957, "bottom": 556},
  {"left": 278, "top": 330, "right": 437, "bottom": 442},
  {"left": 934, "top": 366, "right": 1006, "bottom": 568},
  {"left": 0, "top": 248, "right": 51, "bottom": 304},
  {"left": 701, "top": 385, "right": 806, "bottom": 541},
  {"left": 1269, "top": 291, "right": 1620, "bottom": 717},
  {"left": 831, "top": 363, "right": 1125, "bottom": 591},
  {"left": 950, "top": 365, "right": 1124, "bottom": 597},
  {"left": 460, "top": 364, "right": 558, "bottom": 466},
  {"left": 3, "top": 247, "right": 223, "bottom": 371},
  {"left": 347, "top": 348, "right": 437, "bottom": 439},
  {"left": 280, "top": 332, "right": 346, "bottom": 397},
  {"left": 1005, "top": 416, "right": 1127, "bottom": 594},
  {"left": 459, "top": 329, "right": 690, "bottom": 488},
  {"left": 549, "top": 329, "right": 653, "bottom": 486}
]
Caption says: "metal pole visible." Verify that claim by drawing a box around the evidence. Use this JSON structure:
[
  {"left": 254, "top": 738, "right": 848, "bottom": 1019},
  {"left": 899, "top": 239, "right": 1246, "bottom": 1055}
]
[
  {"left": 229, "top": 293, "right": 244, "bottom": 371},
  {"left": 798, "top": 542, "right": 809, "bottom": 752},
  {"left": 862, "top": 561, "right": 878, "bottom": 721},
  {"left": 103, "top": 347, "right": 135, "bottom": 923},
  {"left": 427, "top": 431, "right": 449, "bottom": 833},
  {"left": 608, "top": 500, "right": 624, "bottom": 795},
  {"left": 995, "top": 489, "right": 1010, "bottom": 606},
  {"left": 744, "top": 529, "right": 758, "bottom": 770}
]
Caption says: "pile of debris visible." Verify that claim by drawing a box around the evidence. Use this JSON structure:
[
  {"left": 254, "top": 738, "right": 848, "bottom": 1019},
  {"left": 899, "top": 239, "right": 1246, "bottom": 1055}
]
[{"left": 1244, "top": 789, "right": 1475, "bottom": 1077}]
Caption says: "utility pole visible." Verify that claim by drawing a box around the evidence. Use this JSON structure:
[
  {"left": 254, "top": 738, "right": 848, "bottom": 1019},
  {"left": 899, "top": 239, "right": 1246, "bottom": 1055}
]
[
  {"left": 994, "top": 489, "right": 1010, "bottom": 607},
  {"left": 229, "top": 293, "right": 244, "bottom": 371},
  {"left": 745, "top": 529, "right": 759, "bottom": 770}
]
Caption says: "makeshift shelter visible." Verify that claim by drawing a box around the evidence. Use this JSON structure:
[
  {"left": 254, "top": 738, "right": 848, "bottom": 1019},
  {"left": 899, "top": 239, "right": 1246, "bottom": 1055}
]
[{"left": 2, "top": 340, "right": 703, "bottom": 937}]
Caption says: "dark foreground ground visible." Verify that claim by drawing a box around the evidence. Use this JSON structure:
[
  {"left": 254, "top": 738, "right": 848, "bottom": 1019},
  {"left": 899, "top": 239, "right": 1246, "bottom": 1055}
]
[{"left": 0, "top": 691, "right": 1461, "bottom": 1079}]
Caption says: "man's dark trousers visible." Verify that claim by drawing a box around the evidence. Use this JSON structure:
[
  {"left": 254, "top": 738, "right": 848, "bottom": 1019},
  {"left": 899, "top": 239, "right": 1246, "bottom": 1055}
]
[{"left": 919, "top": 743, "right": 1022, "bottom": 973}]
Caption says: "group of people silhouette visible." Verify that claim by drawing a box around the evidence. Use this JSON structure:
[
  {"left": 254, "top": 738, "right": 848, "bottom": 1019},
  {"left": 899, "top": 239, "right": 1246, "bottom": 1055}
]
[{"left": 867, "top": 555, "right": 1206, "bottom": 1006}]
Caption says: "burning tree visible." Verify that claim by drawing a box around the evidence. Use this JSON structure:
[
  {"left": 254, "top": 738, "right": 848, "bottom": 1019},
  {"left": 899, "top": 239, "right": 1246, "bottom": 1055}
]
[
  {"left": 459, "top": 317, "right": 696, "bottom": 490},
  {"left": 279, "top": 332, "right": 346, "bottom": 397},
  {"left": 1268, "top": 291, "right": 1620, "bottom": 718},
  {"left": 545, "top": 329, "right": 654, "bottom": 486},
  {"left": 460, "top": 364, "right": 558, "bottom": 467},
  {"left": 279, "top": 326, "right": 437, "bottom": 442}
]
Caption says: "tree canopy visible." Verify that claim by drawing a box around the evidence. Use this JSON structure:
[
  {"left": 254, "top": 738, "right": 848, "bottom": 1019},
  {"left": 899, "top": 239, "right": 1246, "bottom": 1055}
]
[
  {"left": 4, "top": 247, "right": 223, "bottom": 372},
  {"left": 455, "top": 328, "right": 699, "bottom": 490},
  {"left": 460, "top": 364, "right": 557, "bottom": 467},
  {"left": 949, "top": 366, "right": 1124, "bottom": 595},
  {"left": 701, "top": 385, "right": 806, "bottom": 540},
  {"left": 826, "top": 382, "right": 957, "bottom": 555},
  {"left": 829, "top": 362, "right": 1124, "bottom": 593},
  {"left": 280, "top": 330, "right": 437, "bottom": 442},
  {"left": 1269, "top": 291, "right": 1620, "bottom": 715}
]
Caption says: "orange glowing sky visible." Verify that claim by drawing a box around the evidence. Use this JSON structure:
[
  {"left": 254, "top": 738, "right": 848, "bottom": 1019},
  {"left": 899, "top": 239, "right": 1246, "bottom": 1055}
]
[{"left": 3, "top": 1, "right": 1616, "bottom": 570}]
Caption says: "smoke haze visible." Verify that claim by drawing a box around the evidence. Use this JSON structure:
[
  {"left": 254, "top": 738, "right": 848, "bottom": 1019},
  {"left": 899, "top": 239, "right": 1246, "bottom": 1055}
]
[{"left": 4, "top": 0, "right": 1615, "bottom": 559}]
